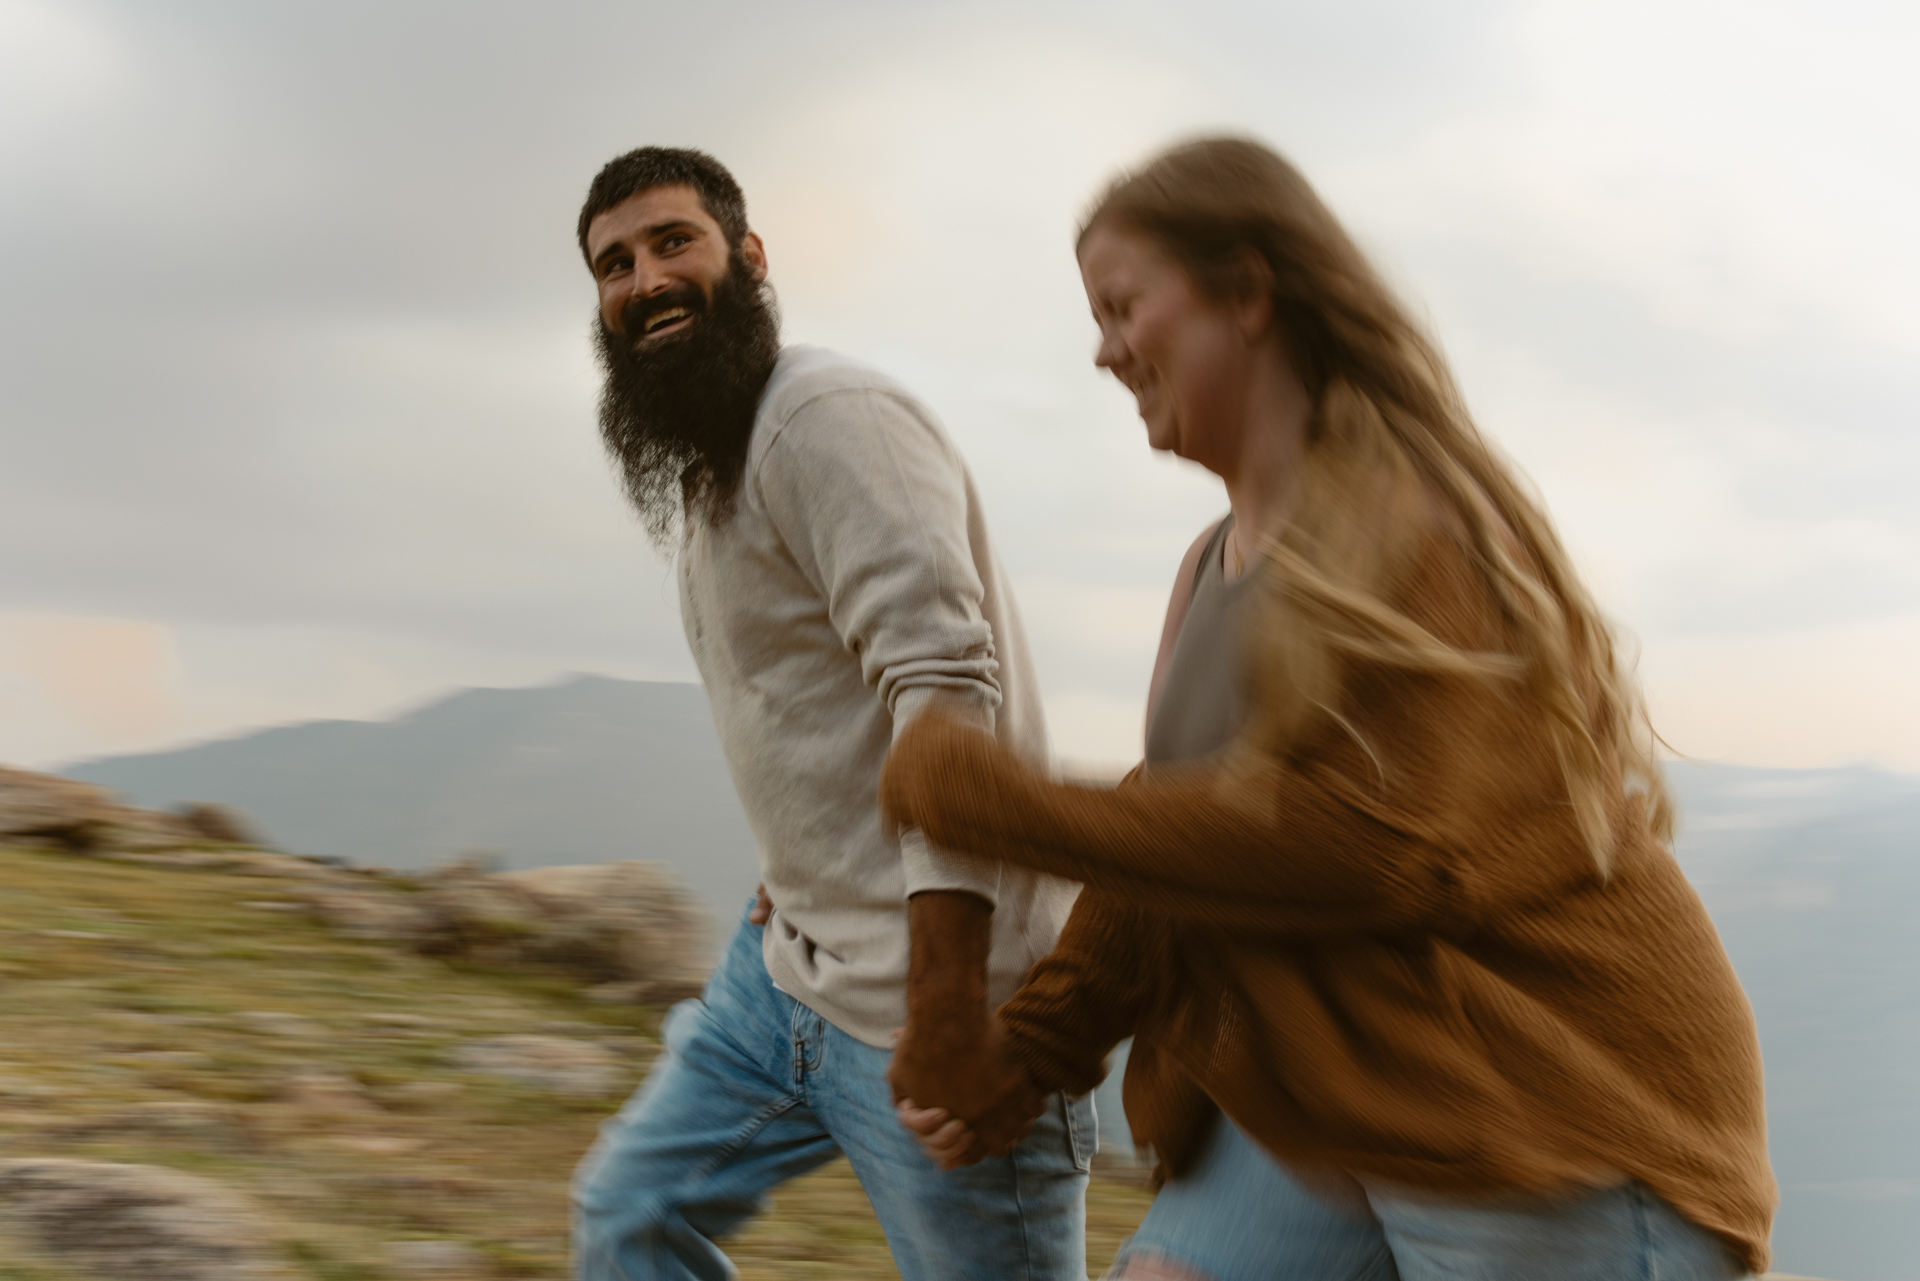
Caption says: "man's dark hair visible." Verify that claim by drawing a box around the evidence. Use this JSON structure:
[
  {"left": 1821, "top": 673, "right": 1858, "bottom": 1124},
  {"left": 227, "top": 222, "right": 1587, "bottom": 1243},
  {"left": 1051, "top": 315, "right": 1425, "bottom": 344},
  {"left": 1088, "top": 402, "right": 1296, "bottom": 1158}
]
[{"left": 577, "top": 147, "right": 749, "bottom": 263}]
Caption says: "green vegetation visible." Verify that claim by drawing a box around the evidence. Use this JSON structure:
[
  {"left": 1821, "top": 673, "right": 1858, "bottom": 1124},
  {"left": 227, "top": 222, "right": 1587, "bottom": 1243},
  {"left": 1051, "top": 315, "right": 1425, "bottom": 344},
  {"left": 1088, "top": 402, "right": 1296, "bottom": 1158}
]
[{"left": 0, "top": 845, "right": 1152, "bottom": 1277}]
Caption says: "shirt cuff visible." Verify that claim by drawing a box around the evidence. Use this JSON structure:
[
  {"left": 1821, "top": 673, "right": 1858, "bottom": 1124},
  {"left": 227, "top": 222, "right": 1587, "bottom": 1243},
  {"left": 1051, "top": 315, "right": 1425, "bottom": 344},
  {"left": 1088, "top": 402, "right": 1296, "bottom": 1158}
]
[
  {"left": 899, "top": 825, "right": 1002, "bottom": 906},
  {"left": 891, "top": 683, "right": 1002, "bottom": 907}
]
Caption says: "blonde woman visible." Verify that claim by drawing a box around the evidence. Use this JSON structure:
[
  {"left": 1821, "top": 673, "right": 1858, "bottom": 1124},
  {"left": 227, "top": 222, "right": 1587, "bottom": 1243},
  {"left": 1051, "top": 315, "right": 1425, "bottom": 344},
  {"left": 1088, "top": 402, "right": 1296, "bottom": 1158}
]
[{"left": 882, "top": 139, "right": 1774, "bottom": 1280}]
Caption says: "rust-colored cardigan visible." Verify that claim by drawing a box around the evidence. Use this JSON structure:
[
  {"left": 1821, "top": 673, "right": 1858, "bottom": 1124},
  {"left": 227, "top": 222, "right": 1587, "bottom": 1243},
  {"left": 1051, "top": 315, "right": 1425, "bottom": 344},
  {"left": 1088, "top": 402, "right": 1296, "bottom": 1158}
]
[{"left": 879, "top": 530, "right": 1775, "bottom": 1273}]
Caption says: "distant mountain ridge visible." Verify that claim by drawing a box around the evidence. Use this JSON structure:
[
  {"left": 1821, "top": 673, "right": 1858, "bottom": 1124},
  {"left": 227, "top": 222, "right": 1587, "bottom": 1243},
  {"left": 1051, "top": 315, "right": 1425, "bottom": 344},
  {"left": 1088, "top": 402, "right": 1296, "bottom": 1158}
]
[
  {"left": 1663, "top": 760, "right": 1920, "bottom": 1281},
  {"left": 57, "top": 676, "right": 1920, "bottom": 1280},
  {"left": 64, "top": 676, "right": 761, "bottom": 920}
]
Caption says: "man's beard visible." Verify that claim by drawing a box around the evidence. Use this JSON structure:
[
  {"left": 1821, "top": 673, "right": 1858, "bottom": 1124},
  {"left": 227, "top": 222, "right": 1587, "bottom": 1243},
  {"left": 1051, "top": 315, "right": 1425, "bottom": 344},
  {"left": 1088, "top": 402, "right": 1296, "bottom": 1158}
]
[{"left": 595, "top": 252, "right": 781, "bottom": 546}]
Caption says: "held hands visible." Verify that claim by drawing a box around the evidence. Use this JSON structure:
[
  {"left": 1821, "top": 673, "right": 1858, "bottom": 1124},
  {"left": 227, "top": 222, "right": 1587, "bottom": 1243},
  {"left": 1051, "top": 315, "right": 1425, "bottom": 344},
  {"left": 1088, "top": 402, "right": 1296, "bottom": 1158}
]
[
  {"left": 895, "top": 1096, "right": 982, "bottom": 1170},
  {"left": 889, "top": 1015, "right": 1046, "bottom": 1170},
  {"left": 890, "top": 887, "right": 1039, "bottom": 1169}
]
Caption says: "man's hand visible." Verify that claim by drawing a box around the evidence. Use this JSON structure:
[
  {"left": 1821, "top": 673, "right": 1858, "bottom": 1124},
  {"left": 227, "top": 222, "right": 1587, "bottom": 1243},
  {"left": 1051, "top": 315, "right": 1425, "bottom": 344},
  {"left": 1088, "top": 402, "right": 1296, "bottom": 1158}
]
[
  {"left": 887, "top": 890, "right": 1045, "bottom": 1165},
  {"left": 749, "top": 883, "right": 773, "bottom": 925},
  {"left": 893, "top": 1015, "right": 1045, "bottom": 1168}
]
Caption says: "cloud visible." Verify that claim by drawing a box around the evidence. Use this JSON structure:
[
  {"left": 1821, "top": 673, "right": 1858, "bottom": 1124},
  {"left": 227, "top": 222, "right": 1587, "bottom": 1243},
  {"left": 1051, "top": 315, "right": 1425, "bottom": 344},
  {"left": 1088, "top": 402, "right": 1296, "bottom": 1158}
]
[
  {"left": 0, "top": 0, "right": 124, "bottom": 149},
  {"left": 1338, "top": 0, "right": 1920, "bottom": 352},
  {"left": 1452, "top": 343, "right": 1920, "bottom": 635},
  {"left": 0, "top": 613, "right": 182, "bottom": 764},
  {"left": 0, "top": 0, "right": 1913, "bottom": 773},
  {"left": 1644, "top": 611, "right": 1920, "bottom": 771}
]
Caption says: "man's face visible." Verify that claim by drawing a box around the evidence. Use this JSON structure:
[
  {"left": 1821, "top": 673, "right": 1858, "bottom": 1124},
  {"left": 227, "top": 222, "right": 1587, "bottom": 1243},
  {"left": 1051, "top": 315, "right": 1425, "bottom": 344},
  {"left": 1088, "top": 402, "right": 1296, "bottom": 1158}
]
[
  {"left": 586, "top": 184, "right": 768, "bottom": 342},
  {"left": 585, "top": 179, "right": 781, "bottom": 547}
]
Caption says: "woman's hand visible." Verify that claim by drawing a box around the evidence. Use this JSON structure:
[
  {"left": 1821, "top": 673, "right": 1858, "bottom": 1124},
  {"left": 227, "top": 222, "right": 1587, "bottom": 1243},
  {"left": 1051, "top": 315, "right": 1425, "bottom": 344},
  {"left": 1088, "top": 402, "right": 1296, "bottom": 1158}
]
[
  {"left": 895, "top": 1098, "right": 984, "bottom": 1170},
  {"left": 889, "top": 1017, "right": 1046, "bottom": 1169}
]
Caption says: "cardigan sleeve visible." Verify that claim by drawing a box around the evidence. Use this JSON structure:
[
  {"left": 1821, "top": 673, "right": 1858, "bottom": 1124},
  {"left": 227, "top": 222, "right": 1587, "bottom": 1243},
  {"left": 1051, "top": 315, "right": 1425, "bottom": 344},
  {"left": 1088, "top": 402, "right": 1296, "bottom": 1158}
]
[
  {"left": 995, "top": 886, "right": 1167, "bottom": 1096},
  {"left": 881, "top": 717, "right": 1454, "bottom": 935},
  {"left": 878, "top": 529, "right": 1600, "bottom": 939},
  {"left": 878, "top": 689, "right": 1595, "bottom": 940}
]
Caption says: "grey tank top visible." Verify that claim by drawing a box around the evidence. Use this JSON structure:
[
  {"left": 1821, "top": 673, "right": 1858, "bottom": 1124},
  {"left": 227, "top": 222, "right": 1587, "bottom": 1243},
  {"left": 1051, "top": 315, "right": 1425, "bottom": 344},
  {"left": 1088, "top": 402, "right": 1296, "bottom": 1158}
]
[{"left": 1145, "top": 516, "right": 1258, "bottom": 766}]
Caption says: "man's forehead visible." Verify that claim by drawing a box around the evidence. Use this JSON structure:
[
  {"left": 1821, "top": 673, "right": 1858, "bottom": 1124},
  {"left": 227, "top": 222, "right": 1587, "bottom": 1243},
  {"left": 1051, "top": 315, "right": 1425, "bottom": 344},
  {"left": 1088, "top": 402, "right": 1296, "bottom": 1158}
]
[{"left": 587, "top": 184, "right": 716, "bottom": 252}]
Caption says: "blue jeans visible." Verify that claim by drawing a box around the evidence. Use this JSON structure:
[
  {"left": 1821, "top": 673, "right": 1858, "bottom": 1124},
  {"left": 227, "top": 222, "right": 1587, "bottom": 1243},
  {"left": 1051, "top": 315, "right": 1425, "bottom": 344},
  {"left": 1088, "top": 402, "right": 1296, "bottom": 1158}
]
[
  {"left": 573, "top": 902, "right": 1094, "bottom": 1280},
  {"left": 1113, "top": 1115, "right": 1748, "bottom": 1280}
]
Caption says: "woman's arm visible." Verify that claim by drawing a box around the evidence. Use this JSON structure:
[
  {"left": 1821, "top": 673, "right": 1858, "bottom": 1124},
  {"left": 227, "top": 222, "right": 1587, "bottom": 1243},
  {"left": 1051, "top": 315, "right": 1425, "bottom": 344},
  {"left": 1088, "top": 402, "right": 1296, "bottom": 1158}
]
[
  {"left": 884, "top": 719, "right": 1451, "bottom": 934},
  {"left": 1002, "top": 517, "right": 1212, "bottom": 1094},
  {"left": 883, "top": 702, "right": 1595, "bottom": 938},
  {"left": 881, "top": 526, "right": 1597, "bottom": 938},
  {"left": 995, "top": 886, "right": 1168, "bottom": 1095}
]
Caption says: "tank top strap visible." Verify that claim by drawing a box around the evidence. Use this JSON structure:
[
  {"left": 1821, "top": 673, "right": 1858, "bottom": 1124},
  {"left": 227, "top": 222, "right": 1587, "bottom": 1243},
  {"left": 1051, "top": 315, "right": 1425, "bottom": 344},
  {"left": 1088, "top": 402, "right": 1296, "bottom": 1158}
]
[{"left": 1146, "top": 513, "right": 1250, "bottom": 766}]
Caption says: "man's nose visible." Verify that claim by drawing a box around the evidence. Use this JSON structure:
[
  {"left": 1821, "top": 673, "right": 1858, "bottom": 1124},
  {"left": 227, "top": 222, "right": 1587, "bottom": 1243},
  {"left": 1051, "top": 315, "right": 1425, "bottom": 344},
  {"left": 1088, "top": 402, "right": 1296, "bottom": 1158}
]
[
  {"left": 626, "top": 255, "right": 673, "bottom": 301},
  {"left": 1094, "top": 331, "right": 1123, "bottom": 370}
]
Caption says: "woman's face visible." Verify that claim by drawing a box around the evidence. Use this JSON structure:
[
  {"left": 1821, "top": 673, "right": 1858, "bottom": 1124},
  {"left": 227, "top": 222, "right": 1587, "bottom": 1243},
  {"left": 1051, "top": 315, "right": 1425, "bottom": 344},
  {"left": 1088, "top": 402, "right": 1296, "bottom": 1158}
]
[{"left": 1079, "top": 222, "right": 1254, "bottom": 473}]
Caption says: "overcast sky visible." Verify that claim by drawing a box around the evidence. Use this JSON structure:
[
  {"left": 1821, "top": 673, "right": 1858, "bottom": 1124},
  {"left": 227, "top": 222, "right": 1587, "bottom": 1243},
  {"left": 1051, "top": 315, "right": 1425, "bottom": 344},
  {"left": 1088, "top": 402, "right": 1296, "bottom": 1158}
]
[{"left": 3, "top": 0, "right": 1916, "bottom": 773}]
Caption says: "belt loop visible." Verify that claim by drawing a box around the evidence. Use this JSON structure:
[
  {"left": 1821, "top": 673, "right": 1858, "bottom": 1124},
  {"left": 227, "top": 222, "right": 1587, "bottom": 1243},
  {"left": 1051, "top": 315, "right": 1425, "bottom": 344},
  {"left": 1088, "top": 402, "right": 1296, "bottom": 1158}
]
[{"left": 790, "top": 1003, "right": 806, "bottom": 1088}]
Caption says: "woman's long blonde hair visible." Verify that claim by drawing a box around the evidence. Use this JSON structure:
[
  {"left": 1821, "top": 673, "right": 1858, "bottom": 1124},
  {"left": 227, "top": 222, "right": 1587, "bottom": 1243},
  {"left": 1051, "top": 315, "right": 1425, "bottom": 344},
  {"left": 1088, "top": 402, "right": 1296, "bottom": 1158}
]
[{"left": 1084, "top": 138, "right": 1668, "bottom": 872}]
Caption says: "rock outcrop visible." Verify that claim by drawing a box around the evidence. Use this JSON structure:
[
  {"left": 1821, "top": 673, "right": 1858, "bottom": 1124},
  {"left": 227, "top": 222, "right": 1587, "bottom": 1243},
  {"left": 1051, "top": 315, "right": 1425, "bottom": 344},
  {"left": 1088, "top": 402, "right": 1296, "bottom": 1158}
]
[
  {"left": 449, "top": 1035, "right": 622, "bottom": 1097},
  {"left": 0, "top": 1158, "right": 281, "bottom": 1280},
  {"left": 0, "top": 767, "right": 112, "bottom": 843},
  {"left": 504, "top": 861, "right": 712, "bottom": 1002},
  {"left": 291, "top": 860, "right": 711, "bottom": 1001},
  {"left": 0, "top": 765, "right": 259, "bottom": 858},
  {"left": 175, "top": 802, "right": 265, "bottom": 847},
  {"left": 386, "top": 1238, "right": 487, "bottom": 1277},
  {"left": 1, "top": 762, "right": 713, "bottom": 1005}
]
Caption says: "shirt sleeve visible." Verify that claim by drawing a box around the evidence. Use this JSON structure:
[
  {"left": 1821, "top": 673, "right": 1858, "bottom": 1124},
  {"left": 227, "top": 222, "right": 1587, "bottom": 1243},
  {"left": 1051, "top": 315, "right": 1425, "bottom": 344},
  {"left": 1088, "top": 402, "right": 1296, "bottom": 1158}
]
[{"left": 756, "top": 386, "right": 1006, "bottom": 905}]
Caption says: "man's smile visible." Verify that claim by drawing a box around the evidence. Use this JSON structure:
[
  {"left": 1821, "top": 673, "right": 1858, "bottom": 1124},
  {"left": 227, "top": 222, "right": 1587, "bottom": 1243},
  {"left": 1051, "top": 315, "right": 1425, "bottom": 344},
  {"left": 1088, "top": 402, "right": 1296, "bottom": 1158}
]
[
  {"left": 642, "top": 306, "right": 694, "bottom": 339},
  {"left": 619, "top": 285, "right": 706, "bottom": 346}
]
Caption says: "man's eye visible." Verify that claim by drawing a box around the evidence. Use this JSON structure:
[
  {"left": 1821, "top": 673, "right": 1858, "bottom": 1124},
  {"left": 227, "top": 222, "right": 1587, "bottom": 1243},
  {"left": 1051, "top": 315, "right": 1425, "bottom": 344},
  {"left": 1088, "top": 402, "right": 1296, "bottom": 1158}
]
[{"left": 661, "top": 234, "right": 691, "bottom": 251}]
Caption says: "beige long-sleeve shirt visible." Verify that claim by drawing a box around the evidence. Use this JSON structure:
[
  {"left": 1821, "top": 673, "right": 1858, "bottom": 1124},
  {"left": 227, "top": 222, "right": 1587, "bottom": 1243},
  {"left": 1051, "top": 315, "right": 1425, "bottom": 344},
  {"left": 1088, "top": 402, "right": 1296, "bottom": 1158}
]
[{"left": 678, "top": 345, "right": 1077, "bottom": 1046}]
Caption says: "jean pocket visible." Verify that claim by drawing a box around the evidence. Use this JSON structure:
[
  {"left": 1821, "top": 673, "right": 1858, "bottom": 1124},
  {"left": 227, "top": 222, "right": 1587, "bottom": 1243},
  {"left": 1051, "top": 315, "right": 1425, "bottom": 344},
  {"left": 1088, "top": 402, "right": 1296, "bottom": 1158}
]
[
  {"left": 658, "top": 997, "right": 708, "bottom": 1059},
  {"left": 1062, "top": 1091, "right": 1096, "bottom": 1173}
]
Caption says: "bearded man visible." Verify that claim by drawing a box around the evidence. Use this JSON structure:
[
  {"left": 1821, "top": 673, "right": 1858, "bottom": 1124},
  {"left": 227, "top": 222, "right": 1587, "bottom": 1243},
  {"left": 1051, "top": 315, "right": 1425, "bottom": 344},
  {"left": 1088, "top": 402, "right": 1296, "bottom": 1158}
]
[{"left": 569, "top": 147, "right": 1089, "bottom": 1281}]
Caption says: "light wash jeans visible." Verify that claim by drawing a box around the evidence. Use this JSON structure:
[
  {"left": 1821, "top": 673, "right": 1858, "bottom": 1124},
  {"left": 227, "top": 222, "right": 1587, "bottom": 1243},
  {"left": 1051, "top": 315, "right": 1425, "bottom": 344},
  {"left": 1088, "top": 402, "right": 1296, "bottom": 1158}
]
[
  {"left": 573, "top": 900, "right": 1095, "bottom": 1280},
  {"left": 1112, "top": 1115, "right": 1749, "bottom": 1280}
]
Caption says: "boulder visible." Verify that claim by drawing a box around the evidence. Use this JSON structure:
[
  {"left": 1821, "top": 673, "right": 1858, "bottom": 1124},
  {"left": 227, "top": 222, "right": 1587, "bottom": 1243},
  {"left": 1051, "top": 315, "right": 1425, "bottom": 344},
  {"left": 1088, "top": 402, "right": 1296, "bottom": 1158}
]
[
  {"left": 300, "top": 860, "right": 713, "bottom": 1001},
  {"left": 279, "top": 1066, "right": 381, "bottom": 1117},
  {"left": 297, "top": 885, "right": 435, "bottom": 943},
  {"left": 0, "top": 765, "right": 254, "bottom": 858},
  {"left": 386, "top": 1238, "right": 486, "bottom": 1277},
  {"left": 55, "top": 1101, "right": 251, "bottom": 1152},
  {"left": 174, "top": 802, "right": 265, "bottom": 846},
  {"left": 0, "top": 766, "right": 117, "bottom": 847},
  {"left": 0, "top": 1158, "right": 281, "bottom": 1280},
  {"left": 411, "top": 867, "right": 550, "bottom": 959},
  {"left": 237, "top": 1011, "right": 328, "bottom": 1040},
  {"left": 448, "top": 1035, "right": 621, "bottom": 1097},
  {"left": 91, "top": 805, "right": 208, "bottom": 853},
  {"left": 503, "top": 861, "right": 712, "bottom": 1001}
]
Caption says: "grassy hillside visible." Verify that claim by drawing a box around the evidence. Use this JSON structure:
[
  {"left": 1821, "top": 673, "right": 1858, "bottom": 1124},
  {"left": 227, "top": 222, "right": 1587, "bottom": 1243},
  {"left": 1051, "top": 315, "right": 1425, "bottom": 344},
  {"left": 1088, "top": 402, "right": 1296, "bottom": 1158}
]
[
  {"left": 52, "top": 684, "right": 1917, "bottom": 1277},
  {"left": 0, "top": 844, "right": 1152, "bottom": 1278}
]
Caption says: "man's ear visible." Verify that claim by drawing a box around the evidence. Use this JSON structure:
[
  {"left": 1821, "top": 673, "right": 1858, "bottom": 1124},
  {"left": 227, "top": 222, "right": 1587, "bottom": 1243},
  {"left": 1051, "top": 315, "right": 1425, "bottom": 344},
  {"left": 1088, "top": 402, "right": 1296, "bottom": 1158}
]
[{"left": 741, "top": 230, "right": 769, "bottom": 283}]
